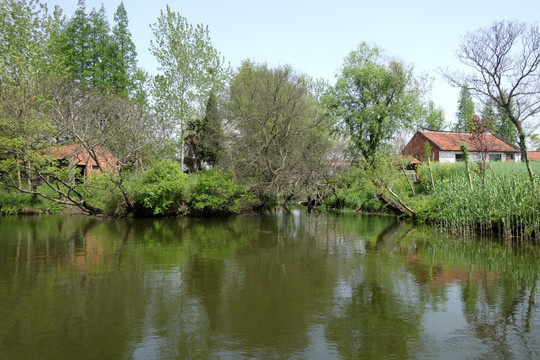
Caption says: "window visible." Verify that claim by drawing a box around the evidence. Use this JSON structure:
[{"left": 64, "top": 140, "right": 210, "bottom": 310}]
[
  {"left": 455, "top": 153, "right": 464, "bottom": 161},
  {"left": 488, "top": 154, "right": 502, "bottom": 161},
  {"left": 506, "top": 153, "right": 514, "bottom": 161}
]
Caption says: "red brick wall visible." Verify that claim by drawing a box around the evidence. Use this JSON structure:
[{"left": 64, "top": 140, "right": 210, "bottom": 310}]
[{"left": 401, "top": 132, "right": 439, "bottom": 161}]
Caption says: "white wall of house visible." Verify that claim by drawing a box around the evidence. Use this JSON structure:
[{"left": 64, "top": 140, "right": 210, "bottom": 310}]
[{"left": 439, "top": 151, "right": 521, "bottom": 163}]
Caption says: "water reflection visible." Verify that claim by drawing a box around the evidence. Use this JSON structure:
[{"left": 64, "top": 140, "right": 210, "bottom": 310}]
[{"left": 0, "top": 214, "right": 538, "bottom": 359}]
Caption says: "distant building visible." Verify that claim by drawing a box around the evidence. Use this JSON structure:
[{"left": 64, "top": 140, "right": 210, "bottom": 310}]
[
  {"left": 48, "top": 144, "right": 118, "bottom": 179},
  {"left": 401, "top": 130, "right": 521, "bottom": 163}
]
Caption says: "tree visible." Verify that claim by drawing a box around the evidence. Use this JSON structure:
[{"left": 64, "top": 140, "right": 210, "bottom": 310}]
[
  {"left": 446, "top": 20, "right": 540, "bottom": 191},
  {"left": 227, "top": 61, "right": 330, "bottom": 205},
  {"left": 111, "top": 1, "right": 137, "bottom": 96},
  {"left": 530, "top": 133, "right": 540, "bottom": 151},
  {"left": 326, "top": 43, "right": 424, "bottom": 165},
  {"left": 149, "top": 6, "right": 229, "bottom": 170},
  {"left": 453, "top": 86, "right": 475, "bottom": 132},
  {"left": 87, "top": 5, "right": 113, "bottom": 91},
  {"left": 184, "top": 92, "right": 224, "bottom": 172},
  {"left": 0, "top": 0, "right": 63, "bottom": 188},
  {"left": 468, "top": 113, "right": 493, "bottom": 188},
  {"left": 60, "top": 0, "right": 92, "bottom": 86},
  {"left": 481, "top": 100, "right": 518, "bottom": 144},
  {"left": 418, "top": 100, "right": 447, "bottom": 131}
]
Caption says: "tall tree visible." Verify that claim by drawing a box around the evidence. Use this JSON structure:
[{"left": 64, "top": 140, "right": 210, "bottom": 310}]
[
  {"left": 227, "top": 62, "right": 330, "bottom": 205},
  {"left": 111, "top": 1, "right": 137, "bottom": 96},
  {"left": 0, "top": 0, "right": 61, "bottom": 187},
  {"left": 445, "top": 20, "right": 540, "bottom": 191},
  {"left": 453, "top": 86, "right": 475, "bottom": 132},
  {"left": 326, "top": 43, "right": 423, "bottom": 165},
  {"left": 61, "top": 0, "right": 92, "bottom": 85},
  {"left": 149, "top": 6, "right": 229, "bottom": 170},
  {"left": 87, "top": 5, "right": 113, "bottom": 91},
  {"left": 188, "top": 91, "right": 224, "bottom": 171}
]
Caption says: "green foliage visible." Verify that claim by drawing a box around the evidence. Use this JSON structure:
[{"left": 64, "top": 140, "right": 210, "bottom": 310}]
[
  {"left": 131, "top": 161, "right": 189, "bottom": 216},
  {"left": 228, "top": 61, "right": 330, "bottom": 202},
  {"left": 417, "top": 100, "right": 447, "bottom": 131},
  {"left": 150, "top": 5, "right": 230, "bottom": 167},
  {"left": 0, "top": 183, "right": 65, "bottom": 214},
  {"left": 111, "top": 1, "right": 137, "bottom": 96},
  {"left": 323, "top": 166, "right": 387, "bottom": 213},
  {"left": 416, "top": 161, "right": 540, "bottom": 240},
  {"left": 416, "top": 162, "right": 469, "bottom": 193},
  {"left": 189, "top": 170, "right": 253, "bottom": 214},
  {"left": 529, "top": 133, "right": 540, "bottom": 151},
  {"left": 453, "top": 86, "right": 475, "bottom": 132},
  {"left": 326, "top": 43, "right": 423, "bottom": 164},
  {"left": 198, "top": 92, "right": 224, "bottom": 166},
  {"left": 482, "top": 100, "right": 518, "bottom": 144},
  {"left": 59, "top": 0, "right": 139, "bottom": 95}
]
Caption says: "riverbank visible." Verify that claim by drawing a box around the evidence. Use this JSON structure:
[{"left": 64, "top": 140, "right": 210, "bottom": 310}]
[{"left": 2, "top": 161, "right": 539, "bottom": 242}]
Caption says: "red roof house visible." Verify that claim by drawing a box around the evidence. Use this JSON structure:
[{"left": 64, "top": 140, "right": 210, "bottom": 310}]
[
  {"left": 48, "top": 144, "right": 118, "bottom": 178},
  {"left": 401, "top": 131, "right": 521, "bottom": 163}
]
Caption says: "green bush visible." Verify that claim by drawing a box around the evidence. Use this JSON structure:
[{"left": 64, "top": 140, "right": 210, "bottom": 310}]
[
  {"left": 189, "top": 170, "right": 253, "bottom": 214},
  {"left": 130, "top": 161, "right": 189, "bottom": 216},
  {"left": 323, "top": 167, "right": 386, "bottom": 213}
]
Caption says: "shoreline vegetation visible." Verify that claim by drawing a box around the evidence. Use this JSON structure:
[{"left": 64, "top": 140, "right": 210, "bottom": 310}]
[
  {"left": 1, "top": 160, "right": 539, "bottom": 242},
  {"left": 1, "top": 2, "right": 539, "bottom": 242}
]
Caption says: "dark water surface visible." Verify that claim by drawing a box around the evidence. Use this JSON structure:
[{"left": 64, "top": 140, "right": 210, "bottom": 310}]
[{"left": 0, "top": 212, "right": 538, "bottom": 359}]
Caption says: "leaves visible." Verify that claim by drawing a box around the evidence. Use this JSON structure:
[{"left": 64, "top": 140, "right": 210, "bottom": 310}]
[{"left": 327, "top": 43, "right": 423, "bottom": 163}]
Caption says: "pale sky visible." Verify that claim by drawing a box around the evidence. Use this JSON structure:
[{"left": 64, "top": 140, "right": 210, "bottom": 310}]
[{"left": 44, "top": 0, "right": 540, "bottom": 127}]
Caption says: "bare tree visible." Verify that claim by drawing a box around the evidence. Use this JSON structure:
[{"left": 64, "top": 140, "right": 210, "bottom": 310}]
[{"left": 445, "top": 20, "right": 540, "bottom": 191}]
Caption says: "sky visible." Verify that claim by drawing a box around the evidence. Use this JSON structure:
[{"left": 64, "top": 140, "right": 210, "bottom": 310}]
[{"left": 43, "top": 0, "right": 540, "bottom": 127}]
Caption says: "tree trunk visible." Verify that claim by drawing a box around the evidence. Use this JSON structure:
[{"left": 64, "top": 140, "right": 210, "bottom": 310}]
[{"left": 518, "top": 133, "right": 537, "bottom": 193}]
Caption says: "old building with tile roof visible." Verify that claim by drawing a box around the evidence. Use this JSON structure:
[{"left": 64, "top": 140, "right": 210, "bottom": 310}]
[
  {"left": 48, "top": 144, "right": 118, "bottom": 178},
  {"left": 401, "top": 130, "right": 521, "bottom": 163}
]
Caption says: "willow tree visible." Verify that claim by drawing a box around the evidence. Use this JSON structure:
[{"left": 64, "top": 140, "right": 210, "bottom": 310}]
[
  {"left": 149, "top": 6, "right": 229, "bottom": 170},
  {"left": 446, "top": 20, "right": 540, "bottom": 191}
]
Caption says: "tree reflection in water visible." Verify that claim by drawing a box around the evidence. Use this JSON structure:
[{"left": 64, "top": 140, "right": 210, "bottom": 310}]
[{"left": 0, "top": 213, "right": 538, "bottom": 359}]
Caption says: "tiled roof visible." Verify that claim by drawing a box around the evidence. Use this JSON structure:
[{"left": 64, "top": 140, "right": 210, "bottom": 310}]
[
  {"left": 48, "top": 144, "right": 84, "bottom": 160},
  {"left": 420, "top": 131, "right": 519, "bottom": 153},
  {"left": 529, "top": 151, "right": 540, "bottom": 161},
  {"left": 402, "top": 155, "right": 422, "bottom": 164},
  {"left": 47, "top": 144, "right": 118, "bottom": 168}
]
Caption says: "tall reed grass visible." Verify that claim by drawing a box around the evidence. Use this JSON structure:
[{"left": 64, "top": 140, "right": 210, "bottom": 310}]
[{"left": 417, "top": 161, "right": 539, "bottom": 241}]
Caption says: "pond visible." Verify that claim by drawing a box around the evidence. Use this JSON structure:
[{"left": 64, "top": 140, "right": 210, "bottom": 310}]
[{"left": 0, "top": 211, "right": 538, "bottom": 359}]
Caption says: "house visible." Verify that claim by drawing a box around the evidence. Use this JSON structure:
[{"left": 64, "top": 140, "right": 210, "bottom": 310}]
[
  {"left": 529, "top": 151, "right": 540, "bottom": 161},
  {"left": 48, "top": 144, "right": 118, "bottom": 178},
  {"left": 401, "top": 130, "right": 521, "bottom": 163}
]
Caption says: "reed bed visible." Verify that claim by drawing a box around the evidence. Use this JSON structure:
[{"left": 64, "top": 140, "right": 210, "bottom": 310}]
[{"left": 419, "top": 162, "right": 539, "bottom": 242}]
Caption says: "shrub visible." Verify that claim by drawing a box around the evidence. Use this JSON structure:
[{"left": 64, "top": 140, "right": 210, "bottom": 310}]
[
  {"left": 189, "top": 170, "right": 253, "bottom": 214},
  {"left": 131, "top": 161, "right": 189, "bottom": 216}
]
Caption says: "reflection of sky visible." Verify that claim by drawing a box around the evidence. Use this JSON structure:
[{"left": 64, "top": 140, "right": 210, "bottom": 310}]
[{"left": 421, "top": 285, "right": 482, "bottom": 359}]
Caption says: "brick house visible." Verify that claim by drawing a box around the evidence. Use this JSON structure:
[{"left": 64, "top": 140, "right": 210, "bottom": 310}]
[
  {"left": 530, "top": 151, "right": 540, "bottom": 161},
  {"left": 48, "top": 144, "right": 118, "bottom": 179},
  {"left": 401, "top": 130, "right": 521, "bottom": 163}
]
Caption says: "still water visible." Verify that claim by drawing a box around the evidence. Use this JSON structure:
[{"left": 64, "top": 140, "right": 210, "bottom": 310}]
[{"left": 0, "top": 212, "right": 538, "bottom": 359}]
